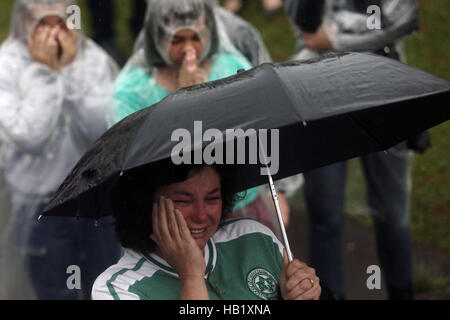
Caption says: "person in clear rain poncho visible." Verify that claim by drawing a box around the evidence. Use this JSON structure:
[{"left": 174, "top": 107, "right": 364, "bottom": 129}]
[
  {"left": 112, "top": 0, "right": 301, "bottom": 239},
  {"left": 283, "top": 0, "right": 421, "bottom": 299},
  {"left": 132, "top": 0, "right": 272, "bottom": 67},
  {"left": 284, "top": 0, "right": 419, "bottom": 61},
  {"left": 0, "top": 0, "right": 121, "bottom": 299},
  {"left": 112, "top": 0, "right": 255, "bottom": 123}
]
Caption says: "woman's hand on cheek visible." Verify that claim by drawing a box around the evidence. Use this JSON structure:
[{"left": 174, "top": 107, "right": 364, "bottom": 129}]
[{"left": 150, "top": 196, "right": 206, "bottom": 282}]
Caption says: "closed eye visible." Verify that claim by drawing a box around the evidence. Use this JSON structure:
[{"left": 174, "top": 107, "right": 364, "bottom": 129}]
[
  {"left": 191, "top": 34, "right": 201, "bottom": 42},
  {"left": 173, "top": 199, "right": 190, "bottom": 204},
  {"left": 171, "top": 37, "right": 183, "bottom": 45}
]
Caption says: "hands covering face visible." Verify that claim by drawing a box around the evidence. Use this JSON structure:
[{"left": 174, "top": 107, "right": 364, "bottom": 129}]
[
  {"left": 177, "top": 47, "right": 209, "bottom": 88},
  {"left": 28, "top": 23, "right": 79, "bottom": 71}
]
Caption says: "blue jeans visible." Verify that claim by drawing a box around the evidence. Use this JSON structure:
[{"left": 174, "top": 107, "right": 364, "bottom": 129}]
[
  {"left": 13, "top": 195, "right": 120, "bottom": 300},
  {"left": 303, "top": 142, "right": 413, "bottom": 297}
]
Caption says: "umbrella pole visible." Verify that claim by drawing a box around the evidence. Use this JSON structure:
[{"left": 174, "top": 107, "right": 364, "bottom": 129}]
[
  {"left": 266, "top": 172, "right": 294, "bottom": 263},
  {"left": 257, "top": 137, "right": 294, "bottom": 262}
]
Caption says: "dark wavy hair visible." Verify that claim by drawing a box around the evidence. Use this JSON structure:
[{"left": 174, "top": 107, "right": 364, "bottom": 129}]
[
  {"left": 111, "top": 160, "right": 244, "bottom": 254},
  {"left": 144, "top": 0, "right": 219, "bottom": 68}
]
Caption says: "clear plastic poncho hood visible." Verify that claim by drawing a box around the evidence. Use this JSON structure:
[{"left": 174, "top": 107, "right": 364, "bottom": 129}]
[
  {"left": 126, "top": 0, "right": 270, "bottom": 76},
  {"left": 10, "top": 0, "right": 75, "bottom": 43},
  {"left": 144, "top": 0, "right": 218, "bottom": 67}
]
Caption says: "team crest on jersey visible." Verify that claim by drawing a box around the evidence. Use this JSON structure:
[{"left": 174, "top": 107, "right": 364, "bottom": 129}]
[{"left": 247, "top": 268, "right": 278, "bottom": 299}]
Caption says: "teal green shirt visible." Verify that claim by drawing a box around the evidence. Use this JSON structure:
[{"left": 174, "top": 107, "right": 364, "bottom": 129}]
[
  {"left": 92, "top": 219, "right": 284, "bottom": 300},
  {"left": 113, "top": 51, "right": 252, "bottom": 122}
]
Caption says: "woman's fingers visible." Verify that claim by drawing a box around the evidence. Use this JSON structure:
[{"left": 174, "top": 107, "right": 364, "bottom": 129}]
[
  {"left": 174, "top": 208, "right": 192, "bottom": 241},
  {"left": 43, "top": 27, "right": 55, "bottom": 52},
  {"left": 284, "top": 274, "right": 320, "bottom": 300},
  {"left": 287, "top": 285, "right": 316, "bottom": 300},
  {"left": 157, "top": 196, "right": 170, "bottom": 240},
  {"left": 291, "top": 280, "right": 321, "bottom": 300},
  {"left": 149, "top": 197, "right": 206, "bottom": 280},
  {"left": 285, "top": 259, "right": 307, "bottom": 279},
  {"left": 285, "top": 282, "right": 308, "bottom": 299},
  {"left": 150, "top": 201, "right": 158, "bottom": 240},
  {"left": 48, "top": 27, "right": 59, "bottom": 49},
  {"left": 299, "top": 284, "right": 321, "bottom": 300},
  {"left": 285, "top": 271, "right": 319, "bottom": 296},
  {"left": 55, "top": 28, "right": 78, "bottom": 68},
  {"left": 28, "top": 26, "right": 60, "bottom": 69},
  {"left": 164, "top": 197, "right": 182, "bottom": 242},
  {"left": 285, "top": 267, "right": 314, "bottom": 291},
  {"left": 57, "top": 28, "right": 69, "bottom": 46},
  {"left": 153, "top": 197, "right": 186, "bottom": 245},
  {"left": 37, "top": 26, "right": 49, "bottom": 44},
  {"left": 186, "top": 49, "right": 197, "bottom": 73},
  {"left": 281, "top": 256, "right": 321, "bottom": 300},
  {"left": 31, "top": 26, "right": 46, "bottom": 52}
]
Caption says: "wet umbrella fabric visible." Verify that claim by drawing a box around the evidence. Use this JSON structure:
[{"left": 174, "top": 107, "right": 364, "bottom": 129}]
[{"left": 41, "top": 52, "right": 450, "bottom": 220}]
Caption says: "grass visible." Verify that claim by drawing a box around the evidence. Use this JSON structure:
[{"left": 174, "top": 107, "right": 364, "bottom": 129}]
[
  {"left": 235, "top": 0, "right": 296, "bottom": 62},
  {"left": 414, "top": 261, "right": 450, "bottom": 299},
  {"left": 403, "top": 0, "right": 450, "bottom": 253}
]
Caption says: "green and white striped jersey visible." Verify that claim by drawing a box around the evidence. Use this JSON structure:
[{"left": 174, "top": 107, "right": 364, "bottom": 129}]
[{"left": 92, "top": 218, "right": 284, "bottom": 300}]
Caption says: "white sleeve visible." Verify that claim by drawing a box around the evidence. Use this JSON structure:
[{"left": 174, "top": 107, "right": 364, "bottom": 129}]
[
  {"left": 0, "top": 56, "right": 63, "bottom": 153},
  {"left": 91, "top": 284, "right": 139, "bottom": 300},
  {"left": 91, "top": 282, "right": 115, "bottom": 300},
  {"left": 91, "top": 271, "right": 141, "bottom": 301}
]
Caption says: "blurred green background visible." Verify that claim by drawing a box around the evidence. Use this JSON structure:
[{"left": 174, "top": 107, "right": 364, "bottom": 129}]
[{"left": 0, "top": 0, "right": 448, "bottom": 297}]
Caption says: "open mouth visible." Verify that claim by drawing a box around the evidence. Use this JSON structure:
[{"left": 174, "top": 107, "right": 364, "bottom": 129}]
[{"left": 190, "top": 228, "right": 207, "bottom": 237}]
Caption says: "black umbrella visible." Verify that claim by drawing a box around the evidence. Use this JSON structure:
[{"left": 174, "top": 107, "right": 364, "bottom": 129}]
[{"left": 40, "top": 52, "right": 450, "bottom": 260}]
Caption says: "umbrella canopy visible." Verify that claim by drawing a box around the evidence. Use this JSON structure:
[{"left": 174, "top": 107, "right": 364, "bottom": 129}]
[{"left": 42, "top": 52, "right": 450, "bottom": 220}]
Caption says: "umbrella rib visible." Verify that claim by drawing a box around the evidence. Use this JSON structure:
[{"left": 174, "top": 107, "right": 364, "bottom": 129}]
[
  {"left": 121, "top": 107, "right": 157, "bottom": 170},
  {"left": 266, "top": 64, "right": 308, "bottom": 126},
  {"left": 347, "top": 112, "right": 386, "bottom": 152}
]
